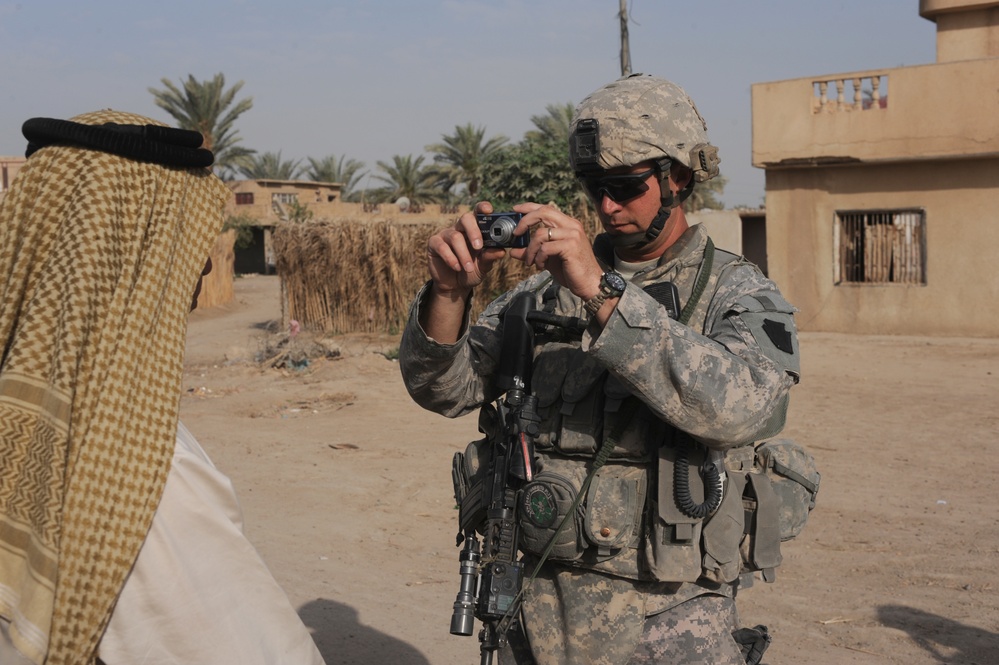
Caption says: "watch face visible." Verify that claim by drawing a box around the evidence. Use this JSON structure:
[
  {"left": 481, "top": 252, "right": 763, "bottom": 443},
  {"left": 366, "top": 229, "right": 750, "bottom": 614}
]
[{"left": 604, "top": 272, "right": 627, "bottom": 294}]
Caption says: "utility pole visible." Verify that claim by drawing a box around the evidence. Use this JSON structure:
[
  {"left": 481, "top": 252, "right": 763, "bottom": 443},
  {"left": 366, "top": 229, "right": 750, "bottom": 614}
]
[{"left": 619, "top": 0, "right": 632, "bottom": 76}]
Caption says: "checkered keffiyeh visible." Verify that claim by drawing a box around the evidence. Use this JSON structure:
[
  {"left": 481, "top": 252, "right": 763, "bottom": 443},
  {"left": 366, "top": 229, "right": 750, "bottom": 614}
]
[{"left": 0, "top": 110, "right": 229, "bottom": 664}]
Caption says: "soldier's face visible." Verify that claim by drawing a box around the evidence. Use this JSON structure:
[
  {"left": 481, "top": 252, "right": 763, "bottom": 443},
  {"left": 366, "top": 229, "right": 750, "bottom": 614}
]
[{"left": 590, "top": 161, "right": 664, "bottom": 236}]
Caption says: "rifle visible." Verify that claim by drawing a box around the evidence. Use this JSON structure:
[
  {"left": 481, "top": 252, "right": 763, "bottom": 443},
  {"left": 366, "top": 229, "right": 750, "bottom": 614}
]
[{"left": 448, "top": 291, "right": 585, "bottom": 665}]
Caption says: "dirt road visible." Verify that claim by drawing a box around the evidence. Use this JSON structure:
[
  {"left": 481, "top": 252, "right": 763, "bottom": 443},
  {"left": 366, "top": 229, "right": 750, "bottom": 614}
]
[{"left": 181, "top": 274, "right": 999, "bottom": 664}]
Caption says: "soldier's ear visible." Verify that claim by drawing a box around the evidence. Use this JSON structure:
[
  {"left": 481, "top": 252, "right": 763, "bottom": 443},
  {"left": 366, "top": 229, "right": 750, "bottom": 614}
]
[{"left": 670, "top": 164, "right": 693, "bottom": 192}]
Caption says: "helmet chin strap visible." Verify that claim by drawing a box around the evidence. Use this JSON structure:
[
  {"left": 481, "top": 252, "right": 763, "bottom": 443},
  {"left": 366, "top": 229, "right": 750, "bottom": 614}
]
[
  {"left": 609, "top": 162, "right": 694, "bottom": 249},
  {"left": 608, "top": 206, "right": 670, "bottom": 248}
]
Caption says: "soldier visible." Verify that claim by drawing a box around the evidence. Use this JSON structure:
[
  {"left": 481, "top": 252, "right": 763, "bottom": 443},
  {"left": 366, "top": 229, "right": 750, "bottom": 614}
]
[{"left": 399, "top": 74, "right": 800, "bottom": 664}]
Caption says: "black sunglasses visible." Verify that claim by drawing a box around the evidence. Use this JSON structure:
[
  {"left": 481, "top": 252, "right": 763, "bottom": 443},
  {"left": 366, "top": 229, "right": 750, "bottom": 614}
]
[{"left": 579, "top": 167, "right": 657, "bottom": 203}]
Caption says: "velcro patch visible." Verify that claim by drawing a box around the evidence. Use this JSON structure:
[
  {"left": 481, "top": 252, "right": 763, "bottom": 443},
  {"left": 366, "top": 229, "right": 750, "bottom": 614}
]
[{"left": 762, "top": 318, "right": 793, "bottom": 354}]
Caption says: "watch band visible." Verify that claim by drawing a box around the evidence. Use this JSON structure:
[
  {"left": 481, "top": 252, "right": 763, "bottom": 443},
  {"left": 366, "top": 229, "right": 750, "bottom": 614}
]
[
  {"left": 583, "top": 291, "right": 609, "bottom": 317},
  {"left": 583, "top": 272, "right": 626, "bottom": 317}
]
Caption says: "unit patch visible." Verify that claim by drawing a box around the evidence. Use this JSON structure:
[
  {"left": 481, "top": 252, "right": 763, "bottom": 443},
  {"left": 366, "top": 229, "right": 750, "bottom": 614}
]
[
  {"left": 521, "top": 483, "right": 558, "bottom": 528},
  {"left": 762, "top": 318, "right": 793, "bottom": 354}
]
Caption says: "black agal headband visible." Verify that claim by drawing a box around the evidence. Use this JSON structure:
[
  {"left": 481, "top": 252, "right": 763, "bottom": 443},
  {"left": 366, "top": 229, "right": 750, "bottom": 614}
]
[{"left": 22, "top": 118, "right": 214, "bottom": 168}]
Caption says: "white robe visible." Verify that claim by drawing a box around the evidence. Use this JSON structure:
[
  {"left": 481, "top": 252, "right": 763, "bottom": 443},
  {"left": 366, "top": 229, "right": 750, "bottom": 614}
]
[{"left": 96, "top": 422, "right": 325, "bottom": 665}]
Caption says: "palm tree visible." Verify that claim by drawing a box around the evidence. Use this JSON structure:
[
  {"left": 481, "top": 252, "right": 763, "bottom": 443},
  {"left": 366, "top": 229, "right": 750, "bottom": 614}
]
[
  {"left": 687, "top": 174, "right": 728, "bottom": 212},
  {"left": 477, "top": 102, "right": 583, "bottom": 213},
  {"left": 305, "top": 154, "right": 367, "bottom": 200},
  {"left": 149, "top": 73, "right": 255, "bottom": 174},
  {"left": 371, "top": 154, "right": 440, "bottom": 206},
  {"left": 425, "top": 124, "right": 507, "bottom": 202},
  {"left": 237, "top": 151, "right": 303, "bottom": 180},
  {"left": 525, "top": 102, "right": 576, "bottom": 144}
]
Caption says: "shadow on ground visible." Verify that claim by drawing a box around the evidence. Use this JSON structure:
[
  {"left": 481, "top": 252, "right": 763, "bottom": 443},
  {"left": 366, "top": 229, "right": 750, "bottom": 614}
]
[
  {"left": 877, "top": 604, "right": 999, "bottom": 665},
  {"left": 300, "top": 598, "right": 431, "bottom": 665}
]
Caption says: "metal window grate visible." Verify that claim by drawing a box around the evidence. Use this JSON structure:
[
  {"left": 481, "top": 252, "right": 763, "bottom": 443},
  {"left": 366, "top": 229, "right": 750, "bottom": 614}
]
[
  {"left": 834, "top": 209, "right": 925, "bottom": 285},
  {"left": 272, "top": 192, "right": 299, "bottom": 204}
]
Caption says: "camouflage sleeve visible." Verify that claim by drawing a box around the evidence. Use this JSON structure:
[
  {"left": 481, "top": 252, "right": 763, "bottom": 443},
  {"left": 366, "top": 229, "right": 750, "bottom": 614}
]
[
  {"left": 398, "top": 277, "right": 546, "bottom": 418},
  {"left": 585, "top": 263, "right": 800, "bottom": 448}
]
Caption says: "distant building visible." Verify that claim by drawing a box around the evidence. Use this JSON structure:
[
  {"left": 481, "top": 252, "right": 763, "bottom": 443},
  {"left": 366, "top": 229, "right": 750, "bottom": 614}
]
[
  {"left": 225, "top": 178, "right": 344, "bottom": 274},
  {"left": 689, "top": 209, "right": 770, "bottom": 277},
  {"left": 226, "top": 178, "right": 344, "bottom": 223},
  {"left": 752, "top": 0, "right": 999, "bottom": 337},
  {"left": 0, "top": 156, "right": 27, "bottom": 203}
]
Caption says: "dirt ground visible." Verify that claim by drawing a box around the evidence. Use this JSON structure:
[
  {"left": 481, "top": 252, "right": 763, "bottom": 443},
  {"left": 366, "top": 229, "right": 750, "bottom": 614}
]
[{"left": 181, "top": 274, "right": 999, "bottom": 665}]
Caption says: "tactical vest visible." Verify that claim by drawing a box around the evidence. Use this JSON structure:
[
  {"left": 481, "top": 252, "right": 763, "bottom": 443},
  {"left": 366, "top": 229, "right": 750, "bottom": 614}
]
[
  {"left": 511, "top": 234, "right": 734, "bottom": 581},
  {"left": 455, "top": 234, "right": 818, "bottom": 586}
]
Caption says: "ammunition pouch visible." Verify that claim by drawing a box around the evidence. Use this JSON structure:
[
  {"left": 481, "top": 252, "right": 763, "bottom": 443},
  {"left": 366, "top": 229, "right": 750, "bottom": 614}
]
[
  {"left": 700, "top": 438, "right": 820, "bottom": 584},
  {"left": 455, "top": 431, "right": 821, "bottom": 586},
  {"left": 456, "top": 437, "right": 651, "bottom": 579},
  {"left": 645, "top": 442, "right": 708, "bottom": 582},
  {"left": 530, "top": 347, "right": 659, "bottom": 462},
  {"left": 516, "top": 456, "right": 648, "bottom": 578},
  {"left": 700, "top": 467, "right": 748, "bottom": 585},
  {"left": 646, "top": 435, "right": 820, "bottom": 586},
  {"left": 517, "top": 456, "right": 587, "bottom": 560}
]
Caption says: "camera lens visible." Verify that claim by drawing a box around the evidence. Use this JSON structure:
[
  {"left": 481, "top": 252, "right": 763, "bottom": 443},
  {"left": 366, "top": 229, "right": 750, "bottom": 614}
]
[{"left": 489, "top": 217, "right": 517, "bottom": 245}]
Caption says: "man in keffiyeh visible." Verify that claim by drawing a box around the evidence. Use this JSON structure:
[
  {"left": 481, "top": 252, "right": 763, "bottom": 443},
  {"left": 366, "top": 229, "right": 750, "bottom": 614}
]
[{"left": 0, "top": 110, "right": 326, "bottom": 665}]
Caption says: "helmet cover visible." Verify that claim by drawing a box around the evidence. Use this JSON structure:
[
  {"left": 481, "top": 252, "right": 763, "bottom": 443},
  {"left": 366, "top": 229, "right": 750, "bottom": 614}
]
[{"left": 569, "top": 73, "right": 719, "bottom": 183}]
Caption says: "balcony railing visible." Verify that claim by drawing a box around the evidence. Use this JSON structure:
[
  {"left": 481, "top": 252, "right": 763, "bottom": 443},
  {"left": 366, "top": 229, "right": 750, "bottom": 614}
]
[{"left": 812, "top": 74, "right": 888, "bottom": 113}]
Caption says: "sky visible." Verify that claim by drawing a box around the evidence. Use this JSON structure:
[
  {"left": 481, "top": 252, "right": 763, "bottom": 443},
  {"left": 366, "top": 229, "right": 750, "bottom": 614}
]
[{"left": 0, "top": 1, "right": 938, "bottom": 207}]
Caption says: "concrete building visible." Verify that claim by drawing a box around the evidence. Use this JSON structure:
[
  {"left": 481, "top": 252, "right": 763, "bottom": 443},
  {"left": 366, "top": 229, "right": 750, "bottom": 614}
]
[
  {"left": 689, "top": 209, "right": 770, "bottom": 276},
  {"left": 0, "top": 157, "right": 27, "bottom": 203},
  {"left": 752, "top": 0, "right": 999, "bottom": 337},
  {"left": 225, "top": 178, "right": 345, "bottom": 273},
  {"left": 226, "top": 178, "right": 344, "bottom": 223}
]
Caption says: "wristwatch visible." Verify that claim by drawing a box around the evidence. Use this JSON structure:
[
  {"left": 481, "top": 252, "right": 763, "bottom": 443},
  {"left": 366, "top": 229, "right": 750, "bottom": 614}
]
[{"left": 583, "top": 271, "right": 627, "bottom": 317}]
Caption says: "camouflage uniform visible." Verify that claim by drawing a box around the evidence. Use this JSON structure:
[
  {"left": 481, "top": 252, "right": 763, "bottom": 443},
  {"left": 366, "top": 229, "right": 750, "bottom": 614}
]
[
  {"left": 400, "top": 74, "right": 799, "bottom": 665},
  {"left": 400, "top": 223, "right": 799, "bottom": 664}
]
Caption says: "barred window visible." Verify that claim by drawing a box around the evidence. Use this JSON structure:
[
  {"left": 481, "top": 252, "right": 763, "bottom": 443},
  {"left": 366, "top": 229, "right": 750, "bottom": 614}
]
[
  {"left": 834, "top": 209, "right": 925, "bottom": 285},
  {"left": 272, "top": 192, "right": 299, "bottom": 205},
  {"left": 235, "top": 192, "right": 254, "bottom": 205}
]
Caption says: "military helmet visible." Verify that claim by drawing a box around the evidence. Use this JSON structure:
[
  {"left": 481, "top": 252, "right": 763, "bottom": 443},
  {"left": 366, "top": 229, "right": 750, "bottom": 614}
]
[{"left": 569, "top": 73, "right": 720, "bottom": 183}]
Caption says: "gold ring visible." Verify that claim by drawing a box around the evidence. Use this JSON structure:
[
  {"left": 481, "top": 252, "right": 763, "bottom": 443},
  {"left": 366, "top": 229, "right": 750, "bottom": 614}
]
[{"left": 547, "top": 228, "right": 553, "bottom": 242}]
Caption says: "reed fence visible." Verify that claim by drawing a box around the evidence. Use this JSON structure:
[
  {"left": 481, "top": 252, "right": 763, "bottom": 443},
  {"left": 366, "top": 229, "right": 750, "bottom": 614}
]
[
  {"left": 196, "top": 229, "right": 236, "bottom": 309},
  {"left": 271, "top": 218, "right": 562, "bottom": 334}
]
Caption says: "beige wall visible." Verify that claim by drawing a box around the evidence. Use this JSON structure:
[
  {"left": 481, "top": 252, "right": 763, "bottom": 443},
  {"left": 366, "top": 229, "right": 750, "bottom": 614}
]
[
  {"left": 765, "top": 157, "right": 999, "bottom": 337},
  {"left": 752, "top": 59, "right": 999, "bottom": 169},
  {"left": 688, "top": 210, "right": 773, "bottom": 277},
  {"left": 226, "top": 179, "right": 345, "bottom": 223},
  {"left": 920, "top": 0, "right": 999, "bottom": 61},
  {"left": 688, "top": 210, "right": 743, "bottom": 256},
  {"left": 753, "top": 7, "right": 999, "bottom": 339},
  {"left": 934, "top": 8, "right": 999, "bottom": 60},
  {"left": 225, "top": 180, "right": 469, "bottom": 225},
  {"left": 0, "top": 156, "right": 27, "bottom": 200}
]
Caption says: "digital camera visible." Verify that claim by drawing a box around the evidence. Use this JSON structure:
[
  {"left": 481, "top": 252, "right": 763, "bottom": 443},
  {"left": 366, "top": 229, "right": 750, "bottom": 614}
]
[{"left": 475, "top": 212, "right": 528, "bottom": 249}]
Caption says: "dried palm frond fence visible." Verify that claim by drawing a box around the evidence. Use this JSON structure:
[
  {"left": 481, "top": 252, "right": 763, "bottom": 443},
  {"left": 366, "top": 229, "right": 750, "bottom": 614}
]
[
  {"left": 195, "top": 229, "right": 236, "bottom": 309},
  {"left": 272, "top": 219, "right": 543, "bottom": 334}
]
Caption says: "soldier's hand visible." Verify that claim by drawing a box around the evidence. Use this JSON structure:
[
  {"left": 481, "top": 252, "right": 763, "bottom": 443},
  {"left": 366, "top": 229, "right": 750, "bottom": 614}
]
[
  {"left": 511, "top": 203, "right": 605, "bottom": 302},
  {"left": 426, "top": 201, "right": 506, "bottom": 298}
]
